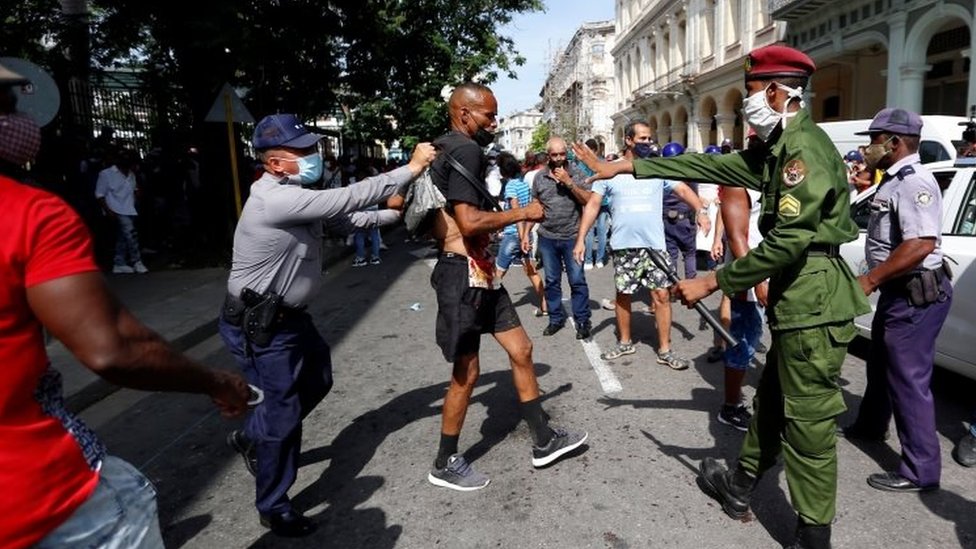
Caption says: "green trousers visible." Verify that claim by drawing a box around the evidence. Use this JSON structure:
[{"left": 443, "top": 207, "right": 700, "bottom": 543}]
[{"left": 738, "top": 320, "right": 857, "bottom": 526}]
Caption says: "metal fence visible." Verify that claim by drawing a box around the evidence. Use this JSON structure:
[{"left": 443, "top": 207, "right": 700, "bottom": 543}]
[{"left": 67, "top": 69, "right": 191, "bottom": 155}]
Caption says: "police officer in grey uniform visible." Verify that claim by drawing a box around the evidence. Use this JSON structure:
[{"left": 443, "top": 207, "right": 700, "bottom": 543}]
[
  {"left": 842, "top": 108, "right": 953, "bottom": 492},
  {"left": 219, "top": 114, "right": 436, "bottom": 536}
]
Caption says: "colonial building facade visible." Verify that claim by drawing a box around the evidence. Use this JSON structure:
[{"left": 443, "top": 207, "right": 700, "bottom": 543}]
[
  {"left": 497, "top": 109, "right": 544, "bottom": 159},
  {"left": 611, "top": 0, "right": 973, "bottom": 152},
  {"left": 612, "top": 0, "right": 784, "bottom": 152},
  {"left": 772, "top": 0, "right": 973, "bottom": 120},
  {"left": 540, "top": 20, "right": 618, "bottom": 154}
]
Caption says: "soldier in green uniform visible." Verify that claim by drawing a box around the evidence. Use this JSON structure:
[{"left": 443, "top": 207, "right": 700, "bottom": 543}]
[{"left": 573, "top": 45, "right": 869, "bottom": 549}]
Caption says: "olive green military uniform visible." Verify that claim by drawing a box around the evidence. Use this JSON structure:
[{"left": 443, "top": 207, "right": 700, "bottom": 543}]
[{"left": 635, "top": 109, "right": 870, "bottom": 526}]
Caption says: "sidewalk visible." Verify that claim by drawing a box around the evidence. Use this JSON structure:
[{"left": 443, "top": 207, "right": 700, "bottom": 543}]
[{"left": 53, "top": 238, "right": 355, "bottom": 414}]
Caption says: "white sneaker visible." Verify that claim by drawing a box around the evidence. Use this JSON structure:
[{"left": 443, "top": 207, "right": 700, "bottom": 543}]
[
  {"left": 133, "top": 261, "right": 149, "bottom": 274},
  {"left": 113, "top": 264, "right": 135, "bottom": 274},
  {"left": 584, "top": 263, "right": 594, "bottom": 270},
  {"left": 596, "top": 262, "right": 605, "bottom": 269}
]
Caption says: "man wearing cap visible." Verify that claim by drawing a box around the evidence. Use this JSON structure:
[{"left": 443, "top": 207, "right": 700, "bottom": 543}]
[
  {"left": 219, "top": 113, "right": 436, "bottom": 537},
  {"left": 573, "top": 44, "right": 869, "bottom": 549},
  {"left": 840, "top": 108, "right": 952, "bottom": 493}
]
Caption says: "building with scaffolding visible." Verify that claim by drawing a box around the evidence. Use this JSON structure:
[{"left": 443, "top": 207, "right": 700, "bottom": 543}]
[{"left": 540, "top": 21, "right": 618, "bottom": 154}]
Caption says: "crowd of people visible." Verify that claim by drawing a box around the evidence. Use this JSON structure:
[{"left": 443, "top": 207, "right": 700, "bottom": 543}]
[{"left": 1, "top": 39, "right": 973, "bottom": 549}]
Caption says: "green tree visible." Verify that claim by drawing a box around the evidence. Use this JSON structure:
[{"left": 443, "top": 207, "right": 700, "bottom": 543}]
[{"left": 528, "top": 120, "right": 550, "bottom": 154}]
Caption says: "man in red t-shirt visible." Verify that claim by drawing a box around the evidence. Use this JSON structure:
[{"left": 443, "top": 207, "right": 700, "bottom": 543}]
[{"left": 0, "top": 67, "right": 249, "bottom": 549}]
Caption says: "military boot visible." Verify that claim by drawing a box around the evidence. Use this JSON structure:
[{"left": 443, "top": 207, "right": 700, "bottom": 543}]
[
  {"left": 696, "top": 457, "right": 758, "bottom": 519},
  {"left": 784, "top": 523, "right": 831, "bottom": 549}
]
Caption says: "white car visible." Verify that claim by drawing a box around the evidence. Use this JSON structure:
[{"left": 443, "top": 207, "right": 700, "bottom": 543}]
[{"left": 840, "top": 158, "right": 976, "bottom": 380}]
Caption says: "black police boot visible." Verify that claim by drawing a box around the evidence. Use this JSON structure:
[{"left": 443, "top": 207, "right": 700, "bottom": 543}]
[
  {"left": 784, "top": 522, "right": 831, "bottom": 549},
  {"left": 697, "top": 457, "right": 758, "bottom": 520}
]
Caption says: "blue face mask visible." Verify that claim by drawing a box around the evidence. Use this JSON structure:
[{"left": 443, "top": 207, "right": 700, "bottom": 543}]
[
  {"left": 633, "top": 142, "right": 654, "bottom": 158},
  {"left": 280, "top": 152, "right": 323, "bottom": 185}
]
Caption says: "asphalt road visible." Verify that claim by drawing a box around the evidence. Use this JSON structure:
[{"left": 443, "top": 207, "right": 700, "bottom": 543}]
[{"left": 80, "top": 236, "right": 976, "bottom": 549}]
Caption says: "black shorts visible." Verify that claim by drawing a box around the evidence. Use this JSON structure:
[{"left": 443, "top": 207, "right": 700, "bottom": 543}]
[{"left": 430, "top": 254, "right": 521, "bottom": 362}]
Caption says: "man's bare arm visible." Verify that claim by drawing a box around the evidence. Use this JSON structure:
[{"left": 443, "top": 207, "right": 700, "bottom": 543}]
[
  {"left": 26, "top": 272, "right": 249, "bottom": 417},
  {"left": 452, "top": 201, "right": 544, "bottom": 238}
]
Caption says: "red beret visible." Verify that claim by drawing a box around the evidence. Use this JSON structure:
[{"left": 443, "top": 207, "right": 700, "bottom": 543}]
[{"left": 744, "top": 45, "right": 815, "bottom": 81}]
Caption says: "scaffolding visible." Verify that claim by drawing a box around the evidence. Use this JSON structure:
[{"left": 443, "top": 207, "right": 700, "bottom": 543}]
[{"left": 539, "top": 21, "right": 615, "bottom": 150}]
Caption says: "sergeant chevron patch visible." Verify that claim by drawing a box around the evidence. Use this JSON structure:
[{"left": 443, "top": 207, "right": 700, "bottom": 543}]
[{"left": 779, "top": 195, "right": 801, "bottom": 217}]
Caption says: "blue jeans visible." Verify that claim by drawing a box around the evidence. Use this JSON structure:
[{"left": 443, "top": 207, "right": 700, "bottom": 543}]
[
  {"left": 724, "top": 300, "right": 764, "bottom": 370},
  {"left": 583, "top": 208, "right": 610, "bottom": 265},
  {"left": 219, "top": 313, "right": 334, "bottom": 515},
  {"left": 35, "top": 456, "right": 163, "bottom": 549},
  {"left": 355, "top": 227, "right": 381, "bottom": 260},
  {"left": 114, "top": 214, "right": 142, "bottom": 266},
  {"left": 495, "top": 233, "right": 523, "bottom": 271},
  {"left": 538, "top": 235, "right": 590, "bottom": 326}
]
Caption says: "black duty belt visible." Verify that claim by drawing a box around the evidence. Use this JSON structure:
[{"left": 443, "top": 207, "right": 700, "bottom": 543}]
[
  {"left": 221, "top": 291, "right": 306, "bottom": 328},
  {"left": 806, "top": 243, "right": 840, "bottom": 257}
]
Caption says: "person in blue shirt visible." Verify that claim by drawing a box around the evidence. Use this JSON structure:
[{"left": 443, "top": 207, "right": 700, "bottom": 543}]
[
  {"left": 573, "top": 120, "right": 709, "bottom": 369},
  {"left": 494, "top": 152, "right": 546, "bottom": 315}
]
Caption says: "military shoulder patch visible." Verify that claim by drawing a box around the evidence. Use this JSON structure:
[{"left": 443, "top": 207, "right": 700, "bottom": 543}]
[
  {"left": 782, "top": 159, "right": 806, "bottom": 187},
  {"left": 779, "top": 195, "right": 801, "bottom": 217},
  {"left": 915, "top": 190, "right": 934, "bottom": 208}
]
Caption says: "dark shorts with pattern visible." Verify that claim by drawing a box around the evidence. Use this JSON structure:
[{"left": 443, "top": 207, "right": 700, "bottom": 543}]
[
  {"left": 611, "top": 248, "right": 673, "bottom": 294},
  {"left": 431, "top": 253, "right": 521, "bottom": 362}
]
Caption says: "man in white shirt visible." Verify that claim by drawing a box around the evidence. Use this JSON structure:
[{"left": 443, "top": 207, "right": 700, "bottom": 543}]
[{"left": 95, "top": 149, "right": 146, "bottom": 274}]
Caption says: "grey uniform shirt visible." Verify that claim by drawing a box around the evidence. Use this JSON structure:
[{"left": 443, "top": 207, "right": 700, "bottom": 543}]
[
  {"left": 865, "top": 153, "right": 944, "bottom": 271},
  {"left": 532, "top": 165, "right": 590, "bottom": 240},
  {"left": 227, "top": 166, "right": 413, "bottom": 307}
]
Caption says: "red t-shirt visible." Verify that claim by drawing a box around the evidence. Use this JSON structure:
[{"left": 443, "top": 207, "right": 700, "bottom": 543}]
[{"left": 0, "top": 176, "right": 102, "bottom": 548}]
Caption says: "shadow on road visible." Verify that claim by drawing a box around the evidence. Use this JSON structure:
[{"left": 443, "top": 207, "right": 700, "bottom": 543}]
[{"left": 241, "top": 364, "right": 569, "bottom": 548}]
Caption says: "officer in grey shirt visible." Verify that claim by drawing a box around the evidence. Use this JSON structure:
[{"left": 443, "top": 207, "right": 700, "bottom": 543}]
[
  {"left": 842, "top": 108, "right": 953, "bottom": 493},
  {"left": 219, "top": 113, "right": 436, "bottom": 537},
  {"left": 525, "top": 136, "right": 594, "bottom": 340}
]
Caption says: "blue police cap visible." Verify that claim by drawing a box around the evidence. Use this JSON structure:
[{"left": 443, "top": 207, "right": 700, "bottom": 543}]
[
  {"left": 855, "top": 108, "right": 923, "bottom": 137},
  {"left": 252, "top": 114, "right": 323, "bottom": 150}
]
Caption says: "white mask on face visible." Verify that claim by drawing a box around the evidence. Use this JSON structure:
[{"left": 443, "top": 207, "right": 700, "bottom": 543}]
[{"left": 742, "top": 83, "right": 805, "bottom": 141}]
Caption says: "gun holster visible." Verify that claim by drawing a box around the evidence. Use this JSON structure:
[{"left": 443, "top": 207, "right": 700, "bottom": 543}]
[{"left": 241, "top": 288, "right": 283, "bottom": 347}]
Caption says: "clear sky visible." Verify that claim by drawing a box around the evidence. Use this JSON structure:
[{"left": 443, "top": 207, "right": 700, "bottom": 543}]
[{"left": 491, "top": 0, "right": 615, "bottom": 118}]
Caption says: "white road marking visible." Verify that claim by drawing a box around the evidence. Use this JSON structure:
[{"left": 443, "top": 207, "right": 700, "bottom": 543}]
[
  {"left": 421, "top": 260, "right": 622, "bottom": 393},
  {"left": 569, "top": 319, "right": 623, "bottom": 394}
]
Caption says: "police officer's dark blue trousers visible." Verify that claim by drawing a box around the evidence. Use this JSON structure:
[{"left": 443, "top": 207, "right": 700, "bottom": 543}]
[
  {"left": 855, "top": 277, "right": 952, "bottom": 487},
  {"left": 664, "top": 218, "right": 697, "bottom": 279},
  {"left": 219, "top": 314, "right": 334, "bottom": 515}
]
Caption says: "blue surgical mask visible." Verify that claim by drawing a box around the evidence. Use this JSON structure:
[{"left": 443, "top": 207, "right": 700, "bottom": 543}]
[{"left": 284, "top": 153, "right": 323, "bottom": 185}]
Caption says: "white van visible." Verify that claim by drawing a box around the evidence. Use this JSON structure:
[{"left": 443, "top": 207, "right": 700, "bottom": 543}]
[{"left": 819, "top": 115, "right": 968, "bottom": 164}]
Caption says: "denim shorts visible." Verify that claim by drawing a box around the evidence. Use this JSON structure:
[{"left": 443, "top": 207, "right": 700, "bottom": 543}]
[
  {"left": 34, "top": 456, "right": 164, "bottom": 549},
  {"left": 495, "top": 233, "right": 524, "bottom": 272},
  {"left": 724, "top": 299, "right": 765, "bottom": 370}
]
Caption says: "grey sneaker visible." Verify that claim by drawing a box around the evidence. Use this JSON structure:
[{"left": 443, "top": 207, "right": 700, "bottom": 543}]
[
  {"left": 601, "top": 342, "right": 636, "bottom": 360},
  {"left": 657, "top": 350, "right": 690, "bottom": 370},
  {"left": 532, "top": 427, "right": 588, "bottom": 467},
  {"left": 718, "top": 405, "right": 752, "bottom": 432},
  {"left": 427, "top": 454, "right": 490, "bottom": 491},
  {"left": 352, "top": 257, "right": 368, "bottom": 267}
]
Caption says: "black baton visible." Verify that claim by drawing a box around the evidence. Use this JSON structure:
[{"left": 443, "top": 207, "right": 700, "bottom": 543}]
[{"left": 647, "top": 249, "right": 739, "bottom": 348}]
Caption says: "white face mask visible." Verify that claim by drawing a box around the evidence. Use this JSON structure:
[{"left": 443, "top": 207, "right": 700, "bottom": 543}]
[{"left": 742, "top": 83, "right": 805, "bottom": 141}]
